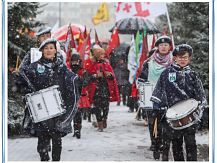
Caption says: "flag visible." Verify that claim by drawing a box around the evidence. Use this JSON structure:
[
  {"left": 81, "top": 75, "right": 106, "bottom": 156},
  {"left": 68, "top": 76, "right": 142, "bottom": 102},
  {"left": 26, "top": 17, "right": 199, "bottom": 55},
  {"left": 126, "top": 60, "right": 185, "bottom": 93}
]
[
  {"left": 115, "top": 2, "right": 167, "bottom": 22},
  {"left": 77, "top": 29, "right": 84, "bottom": 52},
  {"left": 127, "top": 37, "right": 137, "bottom": 84},
  {"left": 83, "top": 26, "right": 87, "bottom": 39},
  {"left": 105, "top": 27, "right": 120, "bottom": 57},
  {"left": 136, "top": 29, "right": 148, "bottom": 79},
  {"left": 65, "top": 24, "right": 76, "bottom": 68},
  {"left": 78, "top": 29, "right": 91, "bottom": 65},
  {"left": 151, "top": 34, "right": 156, "bottom": 49},
  {"left": 95, "top": 29, "right": 102, "bottom": 47},
  {"left": 135, "top": 30, "right": 141, "bottom": 64},
  {"left": 92, "top": 3, "right": 109, "bottom": 25}
]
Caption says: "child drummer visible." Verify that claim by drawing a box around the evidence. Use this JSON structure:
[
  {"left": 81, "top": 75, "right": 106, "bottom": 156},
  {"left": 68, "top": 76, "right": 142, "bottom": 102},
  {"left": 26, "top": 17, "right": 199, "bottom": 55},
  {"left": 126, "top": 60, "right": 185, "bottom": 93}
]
[{"left": 150, "top": 44, "right": 207, "bottom": 161}]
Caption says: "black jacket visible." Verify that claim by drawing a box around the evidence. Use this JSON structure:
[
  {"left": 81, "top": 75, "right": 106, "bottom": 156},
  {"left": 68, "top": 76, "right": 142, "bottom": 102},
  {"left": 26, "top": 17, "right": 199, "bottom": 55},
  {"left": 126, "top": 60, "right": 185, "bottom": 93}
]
[
  {"left": 22, "top": 53, "right": 79, "bottom": 136},
  {"left": 151, "top": 63, "right": 207, "bottom": 108}
]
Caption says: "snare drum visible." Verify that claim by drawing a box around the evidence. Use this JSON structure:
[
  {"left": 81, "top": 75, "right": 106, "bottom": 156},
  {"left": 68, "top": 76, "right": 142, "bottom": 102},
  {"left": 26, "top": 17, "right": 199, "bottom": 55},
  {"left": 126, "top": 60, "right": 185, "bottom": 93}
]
[
  {"left": 25, "top": 85, "right": 66, "bottom": 123},
  {"left": 166, "top": 99, "right": 203, "bottom": 130},
  {"left": 137, "top": 82, "right": 154, "bottom": 109}
]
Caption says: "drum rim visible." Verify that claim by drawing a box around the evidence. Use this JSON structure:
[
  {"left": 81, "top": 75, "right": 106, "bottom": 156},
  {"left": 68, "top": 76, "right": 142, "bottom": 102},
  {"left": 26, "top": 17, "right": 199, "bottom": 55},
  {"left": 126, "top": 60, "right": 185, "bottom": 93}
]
[
  {"left": 166, "top": 98, "right": 199, "bottom": 120},
  {"left": 25, "top": 85, "right": 59, "bottom": 96}
]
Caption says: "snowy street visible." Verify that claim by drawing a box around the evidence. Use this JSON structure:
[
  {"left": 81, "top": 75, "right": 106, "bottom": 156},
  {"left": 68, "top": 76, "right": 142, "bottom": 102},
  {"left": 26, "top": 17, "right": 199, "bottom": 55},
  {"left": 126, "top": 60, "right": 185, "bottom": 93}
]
[{"left": 8, "top": 102, "right": 209, "bottom": 161}]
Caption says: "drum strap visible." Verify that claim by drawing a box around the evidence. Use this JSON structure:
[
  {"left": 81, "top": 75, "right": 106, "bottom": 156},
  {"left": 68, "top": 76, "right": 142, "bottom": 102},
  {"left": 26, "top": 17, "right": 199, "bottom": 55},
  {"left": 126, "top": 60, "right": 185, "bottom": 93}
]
[{"left": 153, "top": 118, "right": 158, "bottom": 138}]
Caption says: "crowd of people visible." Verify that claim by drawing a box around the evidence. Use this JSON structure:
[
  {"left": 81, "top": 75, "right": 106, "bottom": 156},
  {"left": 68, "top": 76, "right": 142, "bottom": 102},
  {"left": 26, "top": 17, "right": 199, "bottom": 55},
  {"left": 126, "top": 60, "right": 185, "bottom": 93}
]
[{"left": 13, "top": 26, "right": 207, "bottom": 161}]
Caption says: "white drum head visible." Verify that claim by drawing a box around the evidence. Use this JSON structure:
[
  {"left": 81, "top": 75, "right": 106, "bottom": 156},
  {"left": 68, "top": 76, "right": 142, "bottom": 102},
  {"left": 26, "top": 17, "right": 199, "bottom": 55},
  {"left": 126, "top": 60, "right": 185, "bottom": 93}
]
[{"left": 166, "top": 99, "right": 199, "bottom": 120}]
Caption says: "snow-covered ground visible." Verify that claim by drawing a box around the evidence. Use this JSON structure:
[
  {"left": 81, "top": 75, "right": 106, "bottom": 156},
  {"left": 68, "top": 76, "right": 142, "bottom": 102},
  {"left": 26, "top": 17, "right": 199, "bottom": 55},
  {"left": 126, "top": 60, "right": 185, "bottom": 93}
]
[{"left": 7, "top": 102, "right": 209, "bottom": 161}]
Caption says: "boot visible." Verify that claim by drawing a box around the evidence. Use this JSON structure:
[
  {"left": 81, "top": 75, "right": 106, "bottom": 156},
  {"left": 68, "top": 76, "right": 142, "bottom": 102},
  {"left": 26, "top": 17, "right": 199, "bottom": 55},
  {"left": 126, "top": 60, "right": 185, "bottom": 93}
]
[
  {"left": 92, "top": 121, "right": 98, "bottom": 128},
  {"left": 153, "top": 150, "right": 160, "bottom": 160},
  {"left": 102, "top": 119, "right": 107, "bottom": 128},
  {"left": 73, "top": 124, "right": 82, "bottom": 139},
  {"left": 117, "top": 101, "right": 120, "bottom": 106},
  {"left": 97, "top": 121, "right": 103, "bottom": 132}
]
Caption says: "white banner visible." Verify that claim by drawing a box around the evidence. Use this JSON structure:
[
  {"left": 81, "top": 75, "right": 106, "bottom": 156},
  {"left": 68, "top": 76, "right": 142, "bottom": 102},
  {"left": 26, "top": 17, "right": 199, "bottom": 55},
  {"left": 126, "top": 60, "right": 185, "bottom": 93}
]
[{"left": 115, "top": 2, "right": 167, "bottom": 22}]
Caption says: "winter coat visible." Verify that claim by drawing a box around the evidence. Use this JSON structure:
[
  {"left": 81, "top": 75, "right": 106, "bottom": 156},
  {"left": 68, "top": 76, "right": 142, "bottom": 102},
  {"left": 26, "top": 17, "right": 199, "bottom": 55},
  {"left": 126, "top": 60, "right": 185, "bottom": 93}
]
[
  {"left": 23, "top": 53, "right": 79, "bottom": 137},
  {"left": 85, "top": 59, "right": 120, "bottom": 105},
  {"left": 19, "top": 48, "right": 64, "bottom": 73},
  {"left": 150, "top": 63, "right": 207, "bottom": 108},
  {"left": 114, "top": 62, "right": 130, "bottom": 86}
]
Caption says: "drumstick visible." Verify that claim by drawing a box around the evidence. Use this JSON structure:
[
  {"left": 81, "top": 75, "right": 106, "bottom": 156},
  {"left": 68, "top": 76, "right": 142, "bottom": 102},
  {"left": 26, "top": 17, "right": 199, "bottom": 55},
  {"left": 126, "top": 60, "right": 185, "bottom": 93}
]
[
  {"left": 135, "top": 107, "right": 140, "bottom": 120},
  {"left": 153, "top": 118, "right": 158, "bottom": 138}
]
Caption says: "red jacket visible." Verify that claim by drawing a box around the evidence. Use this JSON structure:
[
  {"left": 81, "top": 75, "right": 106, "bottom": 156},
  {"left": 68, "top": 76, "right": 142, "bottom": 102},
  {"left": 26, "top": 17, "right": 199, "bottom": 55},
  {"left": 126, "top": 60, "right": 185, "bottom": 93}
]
[{"left": 86, "top": 59, "right": 120, "bottom": 104}]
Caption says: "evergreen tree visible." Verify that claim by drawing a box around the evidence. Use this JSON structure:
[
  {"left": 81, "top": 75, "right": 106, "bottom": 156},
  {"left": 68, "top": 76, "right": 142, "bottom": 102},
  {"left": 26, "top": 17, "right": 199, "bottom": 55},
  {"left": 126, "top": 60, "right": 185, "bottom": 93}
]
[
  {"left": 8, "top": 2, "right": 44, "bottom": 136},
  {"left": 8, "top": 2, "right": 44, "bottom": 69},
  {"left": 168, "top": 2, "right": 209, "bottom": 98}
]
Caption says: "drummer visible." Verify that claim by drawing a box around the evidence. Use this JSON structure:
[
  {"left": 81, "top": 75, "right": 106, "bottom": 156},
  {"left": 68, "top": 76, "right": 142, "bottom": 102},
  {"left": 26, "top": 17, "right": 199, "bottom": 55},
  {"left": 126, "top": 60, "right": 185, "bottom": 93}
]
[
  {"left": 150, "top": 44, "right": 207, "bottom": 161},
  {"left": 21, "top": 38, "right": 79, "bottom": 161},
  {"left": 138, "top": 35, "right": 173, "bottom": 160},
  {"left": 19, "top": 26, "right": 66, "bottom": 74}
]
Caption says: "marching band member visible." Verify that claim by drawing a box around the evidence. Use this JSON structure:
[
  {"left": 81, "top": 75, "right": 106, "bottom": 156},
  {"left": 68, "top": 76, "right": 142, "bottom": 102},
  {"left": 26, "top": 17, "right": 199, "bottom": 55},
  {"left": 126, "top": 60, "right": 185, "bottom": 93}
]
[
  {"left": 138, "top": 36, "right": 173, "bottom": 160},
  {"left": 19, "top": 26, "right": 66, "bottom": 73},
  {"left": 86, "top": 44, "right": 120, "bottom": 132},
  {"left": 151, "top": 44, "right": 207, "bottom": 161},
  {"left": 20, "top": 38, "right": 79, "bottom": 161}
]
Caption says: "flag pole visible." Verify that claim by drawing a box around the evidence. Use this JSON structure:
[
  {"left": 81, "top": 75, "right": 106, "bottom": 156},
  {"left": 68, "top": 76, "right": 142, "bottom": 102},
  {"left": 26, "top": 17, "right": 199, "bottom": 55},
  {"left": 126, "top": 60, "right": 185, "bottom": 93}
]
[{"left": 165, "top": 3, "right": 175, "bottom": 49}]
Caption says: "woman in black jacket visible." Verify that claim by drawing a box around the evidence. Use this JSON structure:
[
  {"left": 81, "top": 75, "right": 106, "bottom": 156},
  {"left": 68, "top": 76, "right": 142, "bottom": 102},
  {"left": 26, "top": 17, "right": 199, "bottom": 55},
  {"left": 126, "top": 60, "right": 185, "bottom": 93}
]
[{"left": 21, "top": 38, "right": 79, "bottom": 161}]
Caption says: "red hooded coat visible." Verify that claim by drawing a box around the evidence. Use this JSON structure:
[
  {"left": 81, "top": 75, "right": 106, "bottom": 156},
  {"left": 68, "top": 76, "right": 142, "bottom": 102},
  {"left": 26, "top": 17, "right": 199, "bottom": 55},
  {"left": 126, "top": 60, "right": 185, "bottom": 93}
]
[{"left": 86, "top": 59, "right": 120, "bottom": 105}]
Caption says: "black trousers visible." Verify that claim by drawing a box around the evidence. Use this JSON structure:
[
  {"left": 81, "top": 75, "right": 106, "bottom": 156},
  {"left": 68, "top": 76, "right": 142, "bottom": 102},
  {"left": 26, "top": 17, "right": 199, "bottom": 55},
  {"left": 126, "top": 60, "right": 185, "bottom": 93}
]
[
  {"left": 118, "top": 85, "right": 128, "bottom": 104},
  {"left": 73, "top": 109, "right": 82, "bottom": 125},
  {"left": 37, "top": 131, "right": 62, "bottom": 161},
  {"left": 172, "top": 125, "right": 197, "bottom": 161},
  {"left": 145, "top": 110, "right": 155, "bottom": 146},
  {"left": 93, "top": 97, "right": 109, "bottom": 122}
]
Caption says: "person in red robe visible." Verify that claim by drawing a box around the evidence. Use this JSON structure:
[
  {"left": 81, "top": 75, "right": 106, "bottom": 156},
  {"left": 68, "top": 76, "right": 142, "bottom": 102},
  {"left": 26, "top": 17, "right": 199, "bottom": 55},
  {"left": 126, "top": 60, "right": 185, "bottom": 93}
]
[{"left": 86, "top": 44, "right": 120, "bottom": 132}]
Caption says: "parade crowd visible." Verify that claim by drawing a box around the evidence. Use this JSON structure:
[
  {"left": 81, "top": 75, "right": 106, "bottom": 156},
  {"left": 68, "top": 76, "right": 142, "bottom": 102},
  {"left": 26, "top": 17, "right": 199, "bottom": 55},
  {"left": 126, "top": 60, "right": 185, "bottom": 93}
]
[{"left": 13, "top": 25, "right": 207, "bottom": 161}]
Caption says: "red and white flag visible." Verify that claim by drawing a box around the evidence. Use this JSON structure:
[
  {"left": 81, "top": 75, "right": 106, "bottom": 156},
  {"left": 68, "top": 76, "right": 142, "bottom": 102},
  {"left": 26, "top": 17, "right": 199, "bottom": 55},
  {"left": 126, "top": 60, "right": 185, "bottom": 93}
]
[{"left": 115, "top": 2, "right": 167, "bottom": 22}]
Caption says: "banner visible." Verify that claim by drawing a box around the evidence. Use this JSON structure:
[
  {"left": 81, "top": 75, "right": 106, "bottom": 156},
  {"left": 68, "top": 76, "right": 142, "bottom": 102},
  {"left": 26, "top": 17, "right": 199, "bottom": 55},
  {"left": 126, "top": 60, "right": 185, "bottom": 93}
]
[{"left": 115, "top": 2, "right": 167, "bottom": 22}]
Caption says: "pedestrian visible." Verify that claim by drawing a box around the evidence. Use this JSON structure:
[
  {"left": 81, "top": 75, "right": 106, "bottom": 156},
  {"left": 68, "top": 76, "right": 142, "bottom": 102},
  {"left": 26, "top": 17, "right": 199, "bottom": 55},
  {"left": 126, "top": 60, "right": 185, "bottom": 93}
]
[
  {"left": 114, "top": 57, "right": 130, "bottom": 106},
  {"left": 150, "top": 44, "right": 207, "bottom": 161},
  {"left": 138, "top": 35, "right": 173, "bottom": 160},
  {"left": 19, "top": 26, "right": 66, "bottom": 73},
  {"left": 70, "top": 52, "right": 90, "bottom": 139},
  {"left": 86, "top": 44, "right": 120, "bottom": 132},
  {"left": 20, "top": 38, "right": 79, "bottom": 161}
]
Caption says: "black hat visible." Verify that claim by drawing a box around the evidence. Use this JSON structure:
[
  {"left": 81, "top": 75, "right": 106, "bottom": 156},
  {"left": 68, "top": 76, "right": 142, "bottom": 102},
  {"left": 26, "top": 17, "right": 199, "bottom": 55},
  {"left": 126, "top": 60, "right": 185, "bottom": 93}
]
[
  {"left": 71, "top": 53, "right": 80, "bottom": 62},
  {"left": 39, "top": 38, "right": 57, "bottom": 51},
  {"left": 155, "top": 35, "right": 172, "bottom": 46},
  {"left": 36, "top": 26, "right": 52, "bottom": 36},
  {"left": 172, "top": 44, "right": 193, "bottom": 56}
]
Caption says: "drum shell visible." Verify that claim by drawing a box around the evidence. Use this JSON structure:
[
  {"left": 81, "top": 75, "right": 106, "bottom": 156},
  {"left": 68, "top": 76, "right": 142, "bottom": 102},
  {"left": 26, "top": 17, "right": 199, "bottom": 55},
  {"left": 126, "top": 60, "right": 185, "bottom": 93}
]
[
  {"left": 137, "top": 82, "right": 154, "bottom": 109},
  {"left": 25, "top": 85, "right": 66, "bottom": 123},
  {"left": 166, "top": 99, "right": 203, "bottom": 130}
]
